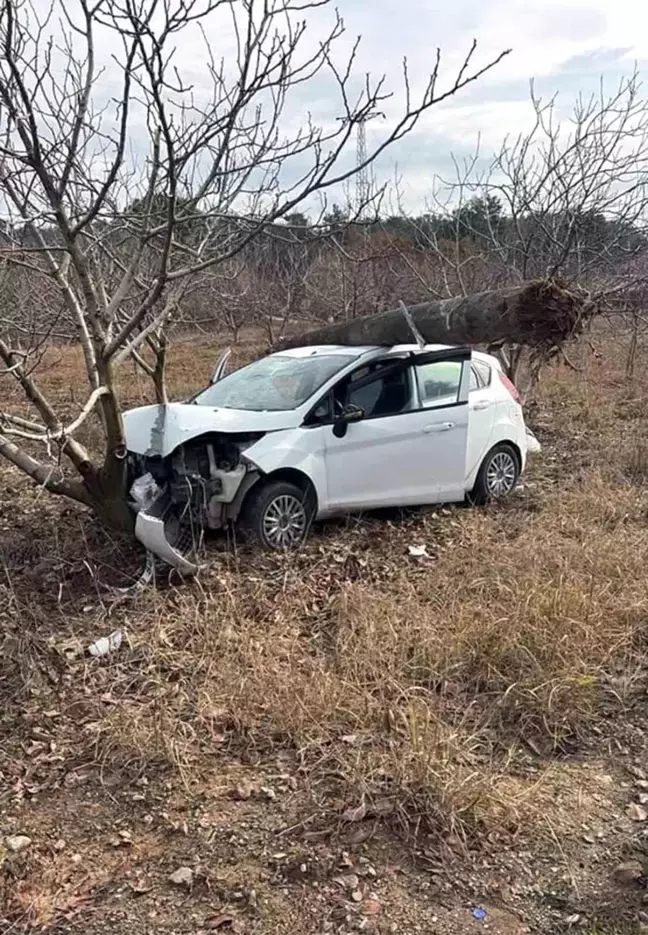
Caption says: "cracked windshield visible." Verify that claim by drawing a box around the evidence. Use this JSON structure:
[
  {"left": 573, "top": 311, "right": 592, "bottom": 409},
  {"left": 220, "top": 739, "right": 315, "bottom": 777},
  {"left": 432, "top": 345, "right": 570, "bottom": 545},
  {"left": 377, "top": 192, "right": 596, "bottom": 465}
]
[{"left": 193, "top": 354, "right": 355, "bottom": 411}]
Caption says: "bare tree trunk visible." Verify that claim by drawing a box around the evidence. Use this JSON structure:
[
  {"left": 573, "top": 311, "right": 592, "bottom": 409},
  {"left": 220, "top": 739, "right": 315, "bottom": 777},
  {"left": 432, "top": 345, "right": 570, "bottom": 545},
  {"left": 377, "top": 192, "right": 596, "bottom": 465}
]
[
  {"left": 82, "top": 471, "right": 136, "bottom": 532},
  {"left": 276, "top": 279, "right": 592, "bottom": 353},
  {"left": 626, "top": 308, "right": 639, "bottom": 381}
]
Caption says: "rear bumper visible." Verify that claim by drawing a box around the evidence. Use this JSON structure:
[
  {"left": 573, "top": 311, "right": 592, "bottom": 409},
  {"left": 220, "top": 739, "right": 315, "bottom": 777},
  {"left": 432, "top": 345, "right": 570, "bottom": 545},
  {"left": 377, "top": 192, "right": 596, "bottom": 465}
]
[{"left": 525, "top": 428, "right": 541, "bottom": 454}]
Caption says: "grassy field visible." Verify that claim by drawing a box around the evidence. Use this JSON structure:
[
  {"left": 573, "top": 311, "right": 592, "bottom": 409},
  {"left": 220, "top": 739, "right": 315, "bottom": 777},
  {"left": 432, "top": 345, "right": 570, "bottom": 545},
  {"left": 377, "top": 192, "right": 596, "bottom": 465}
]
[{"left": 2, "top": 331, "right": 648, "bottom": 934}]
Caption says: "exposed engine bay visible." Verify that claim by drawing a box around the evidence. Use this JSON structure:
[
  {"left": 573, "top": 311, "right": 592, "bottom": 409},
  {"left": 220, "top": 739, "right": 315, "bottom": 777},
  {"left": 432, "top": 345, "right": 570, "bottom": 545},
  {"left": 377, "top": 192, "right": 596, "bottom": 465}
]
[{"left": 127, "top": 432, "right": 264, "bottom": 571}]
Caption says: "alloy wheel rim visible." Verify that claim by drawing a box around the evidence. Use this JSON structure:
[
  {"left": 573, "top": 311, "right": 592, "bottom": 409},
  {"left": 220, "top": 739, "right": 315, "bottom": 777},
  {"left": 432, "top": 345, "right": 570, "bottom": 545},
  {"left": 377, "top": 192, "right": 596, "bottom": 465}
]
[
  {"left": 262, "top": 494, "right": 307, "bottom": 547},
  {"left": 485, "top": 451, "right": 517, "bottom": 497}
]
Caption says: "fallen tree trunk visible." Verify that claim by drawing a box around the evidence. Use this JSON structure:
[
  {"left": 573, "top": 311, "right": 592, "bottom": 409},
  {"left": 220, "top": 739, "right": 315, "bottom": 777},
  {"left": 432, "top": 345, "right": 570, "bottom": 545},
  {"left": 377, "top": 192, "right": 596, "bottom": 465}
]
[{"left": 276, "top": 279, "right": 592, "bottom": 352}]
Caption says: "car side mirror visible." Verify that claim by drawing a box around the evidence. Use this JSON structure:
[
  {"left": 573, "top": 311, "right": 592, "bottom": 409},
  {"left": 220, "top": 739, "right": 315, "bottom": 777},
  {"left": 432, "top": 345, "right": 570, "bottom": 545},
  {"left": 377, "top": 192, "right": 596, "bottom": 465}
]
[{"left": 332, "top": 403, "right": 365, "bottom": 438}]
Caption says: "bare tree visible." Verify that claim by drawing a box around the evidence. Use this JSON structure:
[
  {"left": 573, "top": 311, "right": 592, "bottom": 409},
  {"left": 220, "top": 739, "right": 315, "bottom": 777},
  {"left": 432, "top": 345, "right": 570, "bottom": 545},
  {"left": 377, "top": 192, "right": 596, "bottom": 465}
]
[
  {"left": 486, "top": 73, "right": 648, "bottom": 285},
  {"left": 392, "top": 73, "right": 648, "bottom": 389},
  {"left": 303, "top": 229, "right": 431, "bottom": 323},
  {"left": 276, "top": 278, "right": 592, "bottom": 355},
  {"left": 418, "top": 74, "right": 648, "bottom": 286},
  {"left": 180, "top": 262, "right": 256, "bottom": 343},
  {"left": 0, "top": 0, "right": 507, "bottom": 529}
]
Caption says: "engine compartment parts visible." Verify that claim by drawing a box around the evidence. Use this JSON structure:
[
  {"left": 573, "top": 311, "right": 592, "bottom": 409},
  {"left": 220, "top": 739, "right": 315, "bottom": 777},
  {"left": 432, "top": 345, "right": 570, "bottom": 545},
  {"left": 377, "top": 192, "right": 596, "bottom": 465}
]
[{"left": 127, "top": 432, "right": 263, "bottom": 573}]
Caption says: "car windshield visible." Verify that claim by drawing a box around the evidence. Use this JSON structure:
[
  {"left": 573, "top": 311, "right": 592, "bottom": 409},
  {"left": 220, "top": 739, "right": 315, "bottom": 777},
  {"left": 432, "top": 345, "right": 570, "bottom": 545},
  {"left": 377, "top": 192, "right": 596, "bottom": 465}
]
[{"left": 193, "top": 353, "right": 357, "bottom": 412}]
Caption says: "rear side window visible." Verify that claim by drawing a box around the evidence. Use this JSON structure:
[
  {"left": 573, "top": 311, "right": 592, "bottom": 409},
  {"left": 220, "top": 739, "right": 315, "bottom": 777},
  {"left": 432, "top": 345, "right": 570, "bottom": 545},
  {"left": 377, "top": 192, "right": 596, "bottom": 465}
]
[
  {"left": 415, "top": 360, "right": 462, "bottom": 408},
  {"left": 471, "top": 360, "right": 491, "bottom": 388}
]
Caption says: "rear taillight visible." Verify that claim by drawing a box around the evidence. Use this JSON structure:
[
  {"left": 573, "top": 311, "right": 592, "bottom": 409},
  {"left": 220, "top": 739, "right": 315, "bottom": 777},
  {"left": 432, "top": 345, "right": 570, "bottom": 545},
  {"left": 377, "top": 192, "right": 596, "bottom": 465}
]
[{"left": 499, "top": 371, "right": 521, "bottom": 405}]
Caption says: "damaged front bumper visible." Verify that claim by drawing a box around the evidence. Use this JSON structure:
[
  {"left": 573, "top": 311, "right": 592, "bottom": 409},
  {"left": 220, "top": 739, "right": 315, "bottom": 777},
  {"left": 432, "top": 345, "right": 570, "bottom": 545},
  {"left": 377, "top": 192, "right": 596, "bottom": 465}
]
[
  {"left": 135, "top": 502, "right": 200, "bottom": 576},
  {"left": 127, "top": 449, "right": 259, "bottom": 574},
  {"left": 122, "top": 408, "right": 268, "bottom": 574},
  {"left": 129, "top": 471, "right": 201, "bottom": 575}
]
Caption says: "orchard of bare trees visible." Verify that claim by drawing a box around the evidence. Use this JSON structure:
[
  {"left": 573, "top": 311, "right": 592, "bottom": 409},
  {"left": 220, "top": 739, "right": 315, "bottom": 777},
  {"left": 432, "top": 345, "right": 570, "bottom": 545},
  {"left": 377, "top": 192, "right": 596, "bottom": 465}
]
[
  {"left": 1, "top": 0, "right": 648, "bottom": 534},
  {"left": 0, "top": 0, "right": 507, "bottom": 527}
]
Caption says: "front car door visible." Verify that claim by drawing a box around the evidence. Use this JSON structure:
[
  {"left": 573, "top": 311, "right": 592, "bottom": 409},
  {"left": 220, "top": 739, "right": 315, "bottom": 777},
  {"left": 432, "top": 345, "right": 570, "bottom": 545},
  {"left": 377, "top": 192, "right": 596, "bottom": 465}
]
[{"left": 321, "top": 348, "right": 471, "bottom": 512}]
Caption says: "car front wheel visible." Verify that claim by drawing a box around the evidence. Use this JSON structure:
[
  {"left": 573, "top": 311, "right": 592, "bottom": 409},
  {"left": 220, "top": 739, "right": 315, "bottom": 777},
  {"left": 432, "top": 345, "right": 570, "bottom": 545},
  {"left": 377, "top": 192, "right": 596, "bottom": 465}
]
[
  {"left": 470, "top": 443, "right": 520, "bottom": 505},
  {"left": 238, "top": 479, "right": 315, "bottom": 549}
]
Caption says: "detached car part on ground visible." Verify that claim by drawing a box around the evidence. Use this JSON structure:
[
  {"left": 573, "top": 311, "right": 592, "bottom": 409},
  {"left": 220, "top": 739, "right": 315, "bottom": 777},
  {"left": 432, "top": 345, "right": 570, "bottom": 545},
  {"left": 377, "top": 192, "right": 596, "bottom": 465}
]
[{"left": 122, "top": 343, "right": 541, "bottom": 574}]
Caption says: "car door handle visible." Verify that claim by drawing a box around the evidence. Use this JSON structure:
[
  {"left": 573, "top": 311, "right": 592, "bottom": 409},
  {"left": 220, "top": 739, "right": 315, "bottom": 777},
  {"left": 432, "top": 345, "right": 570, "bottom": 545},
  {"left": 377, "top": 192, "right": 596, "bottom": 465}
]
[
  {"left": 471, "top": 399, "right": 491, "bottom": 411},
  {"left": 423, "top": 422, "right": 455, "bottom": 433}
]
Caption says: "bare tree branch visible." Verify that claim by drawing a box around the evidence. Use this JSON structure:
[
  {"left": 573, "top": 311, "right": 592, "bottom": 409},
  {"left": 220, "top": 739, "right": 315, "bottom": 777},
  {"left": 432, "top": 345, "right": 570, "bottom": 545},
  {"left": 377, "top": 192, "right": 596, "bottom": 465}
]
[{"left": 0, "top": 0, "right": 506, "bottom": 527}]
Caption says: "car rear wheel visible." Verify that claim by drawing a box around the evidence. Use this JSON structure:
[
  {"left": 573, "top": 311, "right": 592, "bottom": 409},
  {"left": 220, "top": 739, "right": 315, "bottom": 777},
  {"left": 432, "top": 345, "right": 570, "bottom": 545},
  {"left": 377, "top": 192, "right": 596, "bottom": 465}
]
[
  {"left": 238, "top": 479, "right": 315, "bottom": 549},
  {"left": 470, "top": 443, "right": 520, "bottom": 505}
]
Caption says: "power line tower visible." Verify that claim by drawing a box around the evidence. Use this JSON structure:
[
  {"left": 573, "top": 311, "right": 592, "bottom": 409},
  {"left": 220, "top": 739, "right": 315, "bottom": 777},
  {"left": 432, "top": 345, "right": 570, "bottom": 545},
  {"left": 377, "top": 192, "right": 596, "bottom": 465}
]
[
  {"left": 343, "top": 111, "right": 384, "bottom": 218},
  {"left": 355, "top": 117, "right": 370, "bottom": 215}
]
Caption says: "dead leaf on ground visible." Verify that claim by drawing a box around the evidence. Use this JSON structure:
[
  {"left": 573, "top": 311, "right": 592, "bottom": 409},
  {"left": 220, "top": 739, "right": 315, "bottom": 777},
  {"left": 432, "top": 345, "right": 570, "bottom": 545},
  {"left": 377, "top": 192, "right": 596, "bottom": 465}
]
[
  {"left": 169, "top": 866, "right": 194, "bottom": 887},
  {"left": 205, "top": 915, "right": 235, "bottom": 929},
  {"left": 334, "top": 873, "right": 359, "bottom": 891},
  {"left": 407, "top": 544, "right": 428, "bottom": 558},
  {"left": 626, "top": 802, "right": 648, "bottom": 822},
  {"left": 233, "top": 780, "right": 253, "bottom": 801},
  {"left": 342, "top": 801, "right": 367, "bottom": 823},
  {"left": 302, "top": 829, "right": 333, "bottom": 842},
  {"left": 612, "top": 860, "right": 643, "bottom": 885},
  {"left": 5, "top": 835, "right": 32, "bottom": 852},
  {"left": 129, "top": 879, "right": 152, "bottom": 895},
  {"left": 368, "top": 798, "right": 395, "bottom": 818},
  {"left": 345, "top": 824, "right": 374, "bottom": 845}
]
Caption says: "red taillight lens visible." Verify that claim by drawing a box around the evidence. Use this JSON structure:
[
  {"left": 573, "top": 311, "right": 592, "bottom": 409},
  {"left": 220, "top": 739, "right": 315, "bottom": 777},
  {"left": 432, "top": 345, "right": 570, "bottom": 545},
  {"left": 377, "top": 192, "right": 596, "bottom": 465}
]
[{"left": 499, "top": 371, "right": 521, "bottom": 405}]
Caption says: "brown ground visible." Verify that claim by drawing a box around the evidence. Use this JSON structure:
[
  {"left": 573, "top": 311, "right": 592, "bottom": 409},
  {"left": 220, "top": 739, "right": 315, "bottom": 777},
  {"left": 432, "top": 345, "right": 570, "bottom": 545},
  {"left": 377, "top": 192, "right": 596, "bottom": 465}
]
[{"left": 2, "top": 332, "right": 648, "bottom": 934}]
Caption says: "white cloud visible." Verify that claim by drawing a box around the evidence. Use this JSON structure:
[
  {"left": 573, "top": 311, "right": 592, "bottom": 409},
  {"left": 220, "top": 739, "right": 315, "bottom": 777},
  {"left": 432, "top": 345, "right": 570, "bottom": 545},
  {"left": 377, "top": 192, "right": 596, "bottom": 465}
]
[
  {"left": 325, "top": 0, "right": 648, "bottom": 209},
  {"left": 11, "top": 0, "right": 648, "bottom": 214}
]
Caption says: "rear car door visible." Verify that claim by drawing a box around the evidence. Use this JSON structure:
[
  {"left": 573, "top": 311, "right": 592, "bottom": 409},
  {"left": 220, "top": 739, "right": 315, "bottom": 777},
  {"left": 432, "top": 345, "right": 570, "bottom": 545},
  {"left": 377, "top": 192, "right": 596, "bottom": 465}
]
[
  {"left": 412, "top": 350, "right": 471, "bottom": 501},
  {"left": 467, "top": 359, "right": 495, "bottom": 477},
  {"left": 323, "top": 348, "right": 471, "bottom": 510}
]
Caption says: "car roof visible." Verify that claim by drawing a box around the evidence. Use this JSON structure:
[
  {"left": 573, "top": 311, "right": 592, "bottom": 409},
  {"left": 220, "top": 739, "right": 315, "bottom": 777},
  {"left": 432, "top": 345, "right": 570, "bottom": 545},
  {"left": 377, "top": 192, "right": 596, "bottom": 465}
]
[
  {"left": 272, "top": 344, "right": 502, "bottom": 373},
  {"left": 274, "top": 345, "right": 371, "bottom": 358},
  {"left": 274, "top": 343, "right": 457, "bottom": 359}
]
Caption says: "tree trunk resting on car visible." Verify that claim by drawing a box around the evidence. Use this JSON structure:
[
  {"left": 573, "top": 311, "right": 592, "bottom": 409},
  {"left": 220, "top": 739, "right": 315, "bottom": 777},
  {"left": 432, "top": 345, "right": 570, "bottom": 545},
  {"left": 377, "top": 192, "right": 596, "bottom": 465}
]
[{"left": 274, "top": 278, "right": 593, "bottom": 353}]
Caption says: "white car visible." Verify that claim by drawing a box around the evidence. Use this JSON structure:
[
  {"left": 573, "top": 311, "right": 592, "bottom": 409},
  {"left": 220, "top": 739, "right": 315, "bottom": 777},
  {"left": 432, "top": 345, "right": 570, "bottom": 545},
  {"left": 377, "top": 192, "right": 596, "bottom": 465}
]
[{"left": 123, "top": 343, "right": 540, "bottom": 573}]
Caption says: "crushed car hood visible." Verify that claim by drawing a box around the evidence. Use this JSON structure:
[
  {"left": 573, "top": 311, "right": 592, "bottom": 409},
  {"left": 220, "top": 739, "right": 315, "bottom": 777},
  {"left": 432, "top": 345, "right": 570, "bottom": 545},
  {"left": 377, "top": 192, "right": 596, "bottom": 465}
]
[{"left": 122, "top": 402, "right": 298, "bottom": 457}]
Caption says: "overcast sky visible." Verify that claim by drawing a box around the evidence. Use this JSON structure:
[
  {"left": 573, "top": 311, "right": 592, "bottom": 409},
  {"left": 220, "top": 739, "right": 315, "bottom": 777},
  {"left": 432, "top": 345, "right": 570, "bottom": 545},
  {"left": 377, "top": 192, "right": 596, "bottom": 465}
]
[
  {"left": 15, "top": 0, "right": 648, "bottom": 218},
  {"left": 327, "top": 0, "right": 648, "bottom": 211}
]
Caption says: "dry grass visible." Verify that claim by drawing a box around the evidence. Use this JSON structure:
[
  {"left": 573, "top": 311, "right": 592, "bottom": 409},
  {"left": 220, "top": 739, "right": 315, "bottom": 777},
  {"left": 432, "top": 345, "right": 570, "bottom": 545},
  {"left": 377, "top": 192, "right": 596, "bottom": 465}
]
[
  {"left": 3, "top": 329, "right": 648, "bottom": 854},
  {"left": 78, "top": 476, "right": 648, "bottom": 837}
]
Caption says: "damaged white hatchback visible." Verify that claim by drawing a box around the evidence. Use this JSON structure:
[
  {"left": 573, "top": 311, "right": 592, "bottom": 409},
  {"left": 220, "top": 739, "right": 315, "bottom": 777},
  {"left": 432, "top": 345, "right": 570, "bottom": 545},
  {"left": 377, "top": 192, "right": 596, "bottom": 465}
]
[{"left": 122, "top": 343, "right": 540, "bottom": 573}]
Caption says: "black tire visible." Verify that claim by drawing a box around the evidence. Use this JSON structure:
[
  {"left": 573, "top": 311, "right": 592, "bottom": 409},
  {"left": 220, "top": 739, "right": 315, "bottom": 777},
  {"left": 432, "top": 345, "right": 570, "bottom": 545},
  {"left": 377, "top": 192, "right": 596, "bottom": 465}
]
[
  {"left": 237, "top": 479, "right": 315, "bottom": 549},
  {"left": 469, "top": 443, "right": 520, "bottom": 506}
]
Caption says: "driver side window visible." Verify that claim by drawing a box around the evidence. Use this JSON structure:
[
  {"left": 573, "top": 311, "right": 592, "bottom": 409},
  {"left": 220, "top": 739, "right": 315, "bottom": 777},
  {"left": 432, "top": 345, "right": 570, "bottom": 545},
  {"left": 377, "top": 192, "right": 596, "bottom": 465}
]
[
  {"left": 307, "top": 395, "right": 333, "bottom": 425},
  {"left": 304, "top": 359, "right": 414, "bottom": 426},
  {"left": 341, "top": 360, "right": 413, "bottom": 419}
]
